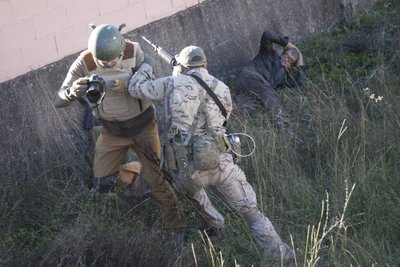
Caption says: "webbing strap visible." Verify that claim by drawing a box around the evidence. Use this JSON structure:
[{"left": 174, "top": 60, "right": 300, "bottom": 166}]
[
  {"left": 188, "top": 74, "right": 227, "bottom": 119},
  {"left": 185, "top": 88, "right": 205, "bottom": 146}
]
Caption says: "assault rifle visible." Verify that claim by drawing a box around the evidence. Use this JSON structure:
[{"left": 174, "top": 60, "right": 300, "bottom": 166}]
[
  {"left": 132, "top": 139, "right": 221, "bottom": 235},
  {"left": 141, "top": 36, "right": 179, "bottom": 67}
]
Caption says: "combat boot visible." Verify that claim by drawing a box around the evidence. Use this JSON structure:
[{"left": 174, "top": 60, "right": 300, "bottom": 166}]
[{"left": 91, "top": 174, "right": 117, "bottom": 193}]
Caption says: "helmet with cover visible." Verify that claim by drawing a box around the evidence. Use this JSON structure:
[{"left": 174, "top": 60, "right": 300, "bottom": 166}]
[
  {"left": 88, "top": 24, "right": 126, "bottom": 61},
  {"left": 176, "top": 45, "right": 207, "bottom": 67}
]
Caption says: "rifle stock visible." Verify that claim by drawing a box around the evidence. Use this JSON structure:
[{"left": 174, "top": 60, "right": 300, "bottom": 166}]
[{"left": 141, "top": 36, "right": 179, "bottom": 67}]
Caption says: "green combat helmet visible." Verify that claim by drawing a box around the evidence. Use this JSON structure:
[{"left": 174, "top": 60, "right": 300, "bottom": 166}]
[
  {"left": 88, "top": 24, "right": 126, "bottom": 61},
  {"left": 177, "top": 45, "right": 207, "bottom": 67}
]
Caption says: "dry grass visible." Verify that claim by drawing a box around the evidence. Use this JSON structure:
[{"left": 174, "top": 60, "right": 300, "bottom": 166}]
[{"left": 1, "top": 0, "right": 399, "bottom": 266}]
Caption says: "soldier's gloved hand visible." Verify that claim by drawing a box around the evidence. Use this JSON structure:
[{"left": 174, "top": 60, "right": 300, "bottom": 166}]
[
  {"left": 172, "top": 65, "right": 182, "bottom": 76},
  {"left": 110, "top": 79, "right": 128, "bottom": 95},
  {"left": 142, "top": 53, "right": 155, "bottom": 70},
  {"left": 68, "top": 78, "right": 88, "bottom": 99}
]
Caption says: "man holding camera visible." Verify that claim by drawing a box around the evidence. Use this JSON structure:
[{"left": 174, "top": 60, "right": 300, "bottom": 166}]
[{"left": 53, "top": 24, "right": 185, "bottom": 233}]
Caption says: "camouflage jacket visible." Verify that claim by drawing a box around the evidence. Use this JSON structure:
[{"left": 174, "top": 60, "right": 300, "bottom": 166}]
[{"left": 128, "top": 64, "right": 232, "bottom": 139}]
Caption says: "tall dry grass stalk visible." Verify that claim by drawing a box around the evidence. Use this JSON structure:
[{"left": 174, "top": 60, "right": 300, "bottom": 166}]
[{"left": 304, "top": 181, "right": 355, "bottom": 266}]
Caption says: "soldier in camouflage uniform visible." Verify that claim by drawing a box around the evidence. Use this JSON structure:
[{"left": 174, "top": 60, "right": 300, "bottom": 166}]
[
  {"left": 53, "top": 24, "right": 185, "bottom": 232},
  {"left": 128, "top": 45, "right": 294, "bottom": 261}
]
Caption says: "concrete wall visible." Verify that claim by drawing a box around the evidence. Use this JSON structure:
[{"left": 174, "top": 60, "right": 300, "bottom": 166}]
[
  {"left": 0, "top": 0, "right": 203, "bottom": 83},
  {"left": 128, "top": 0, "right": 377, "bottom": 83},
  {"left": 0, "top": 0, "right": 377, "bottom": 180}
]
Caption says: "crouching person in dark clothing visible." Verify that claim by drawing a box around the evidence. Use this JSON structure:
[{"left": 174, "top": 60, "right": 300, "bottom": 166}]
[{"left": 234, "top": 30, "right": 307, "bottom": 130}]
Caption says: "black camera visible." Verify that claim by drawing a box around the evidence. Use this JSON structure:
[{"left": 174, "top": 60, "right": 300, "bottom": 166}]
[{"left": 86, "top": 74, "right": 105, "bottom": 104}]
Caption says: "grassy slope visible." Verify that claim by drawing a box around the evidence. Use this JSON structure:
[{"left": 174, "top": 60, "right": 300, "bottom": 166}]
[{"left": 0, "top": 0, "right": 399, "bottom": 266}]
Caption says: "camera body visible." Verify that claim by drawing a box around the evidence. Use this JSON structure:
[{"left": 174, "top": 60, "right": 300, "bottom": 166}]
[{"left": 86, "top": 74, "right": 106, "bottom": 104}]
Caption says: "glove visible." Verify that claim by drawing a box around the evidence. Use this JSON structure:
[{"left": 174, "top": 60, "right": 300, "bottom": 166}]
[
  {"left": 172, "top": 65, "right": 182, "bottom": 76},
  {"left": 142, "top": 53, "right": 155, "bottom": 70},
  {"left": 110, "top": 79, "right": 128, "bottom": 95},
  {"left": 67, "top": 78, "right": 88, "bottom": 99}
]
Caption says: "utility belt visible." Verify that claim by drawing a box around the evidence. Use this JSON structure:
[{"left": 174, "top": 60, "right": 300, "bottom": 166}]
[
  {"left": 99, "top": 106, "right": 155, "bottom": 137},
  {"left": 164, "top": 132, "right": 229, "bottom": 177}
]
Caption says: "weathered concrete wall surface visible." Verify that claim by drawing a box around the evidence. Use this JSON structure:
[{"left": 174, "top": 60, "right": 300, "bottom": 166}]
[
  {"left": 0, "top": 0, "right": 204, "bottom": 83},
  {"left": 0, "top": 0, "right": 377, "bottom": 180},
  {"left": 132, "top": 0, "right": 377, "bottom": 83}
]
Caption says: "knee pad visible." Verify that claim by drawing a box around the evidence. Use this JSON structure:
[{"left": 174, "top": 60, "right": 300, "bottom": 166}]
[{"left": 116, "top": 161, "right": 142, "bottom": 190}]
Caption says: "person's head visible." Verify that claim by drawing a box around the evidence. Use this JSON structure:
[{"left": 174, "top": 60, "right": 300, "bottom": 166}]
[
  {"left": 88, "top": 24, "right": 126, "bottom": 68},
  {"left": 281, "top": 48, "right": 300, "bottom": 69},
  {"left": 176, "top": 45, "right": 207, "bottom": 73}
]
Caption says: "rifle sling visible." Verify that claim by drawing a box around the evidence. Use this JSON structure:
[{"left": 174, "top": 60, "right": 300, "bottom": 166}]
[{"left": 188, "top": 74, "right": 227, "bottom": 126}]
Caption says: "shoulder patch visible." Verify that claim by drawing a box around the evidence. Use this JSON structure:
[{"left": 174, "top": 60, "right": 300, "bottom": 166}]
[
  {"left": 123, "top": 41, "right": 134, "bottom": 60},
  {"left": 81, "top": 50, "right": 97, "bottom": 72}
]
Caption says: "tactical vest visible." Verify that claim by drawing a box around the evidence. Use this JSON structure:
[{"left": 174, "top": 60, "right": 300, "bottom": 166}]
[
  {"left": 81, "top": 41, "right": 151, "bottom": 122},
  {"left": 162, "top": 75, "right": 229, "bottom": 176}
]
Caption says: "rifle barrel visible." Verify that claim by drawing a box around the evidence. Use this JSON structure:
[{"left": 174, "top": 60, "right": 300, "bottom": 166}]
[{"left": 141, "top": 36, "right": 179, "bottom": 66}]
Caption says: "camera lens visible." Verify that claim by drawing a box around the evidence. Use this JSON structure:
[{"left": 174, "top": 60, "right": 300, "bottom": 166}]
[
  {"left": 86, "top": 82, "right": 101, "bottom": 103},
  {"left": 85, "top": 75, "right": 105, "bottom": 104}
]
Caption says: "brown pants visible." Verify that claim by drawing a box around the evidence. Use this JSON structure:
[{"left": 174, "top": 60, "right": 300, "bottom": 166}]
[{"left": 93, "top": 119, "right": 185, "bottom": 231}]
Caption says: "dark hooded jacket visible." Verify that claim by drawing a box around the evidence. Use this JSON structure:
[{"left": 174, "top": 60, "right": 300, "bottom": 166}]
[{"left": 234, "top": 31, "right": 306, "bottom": 117}]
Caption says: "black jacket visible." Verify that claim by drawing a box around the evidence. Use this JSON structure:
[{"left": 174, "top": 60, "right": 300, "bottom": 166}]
[{"left": 234, "top": 31, "right": 306, "bottom": 116}]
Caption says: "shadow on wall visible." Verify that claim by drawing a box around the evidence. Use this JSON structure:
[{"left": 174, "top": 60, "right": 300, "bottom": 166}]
[{"left": 0, "top": 0, "right": 376, "bottom": 186}]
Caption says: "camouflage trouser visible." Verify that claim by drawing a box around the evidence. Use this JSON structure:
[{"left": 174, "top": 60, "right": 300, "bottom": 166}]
[
  {"left": 175, "top": 153, "right": 285, "bottom": 256},
  {"left": 93, "top": 120, "right": 185, "bottom": 231}
]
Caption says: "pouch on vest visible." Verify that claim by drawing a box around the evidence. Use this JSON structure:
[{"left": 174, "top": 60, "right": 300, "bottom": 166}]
[
  {"left": 164, "top": 142, "right": 177, "bottom": 172},
  {"left": 192, "top": 135, "right": 220, "bottom": 170},
  {"left": 173, "top": 140, "right": 191, "bottom": 179}
]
